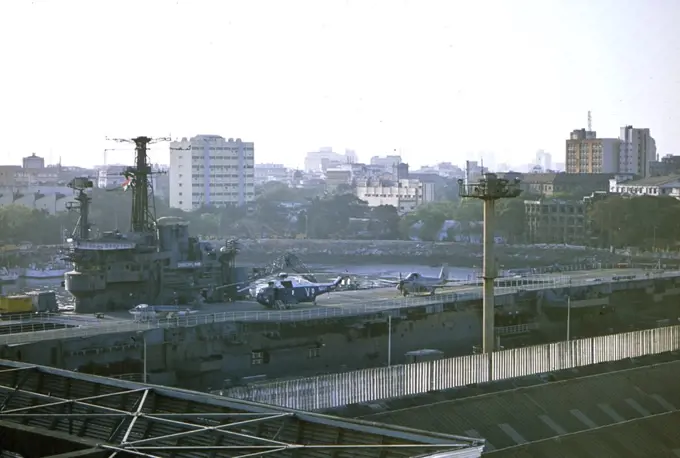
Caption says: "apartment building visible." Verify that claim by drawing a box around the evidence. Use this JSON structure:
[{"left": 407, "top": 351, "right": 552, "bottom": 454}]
[
  {"left": 370, "top": 155, "right": 402, "bottom": 168},
  {"left": 169, "top": 135, "right": 255, "bottom": 211},
  {"left": 649, "top": 154, "right": 680, "bottom": 177},
  {"left": 520, "top": 172, "right": 614, "bottom": 197},
  {"left": 254, "top": 164, "right": 288, "bottom": 185},
  {"left": 524, "top": 199, "right": 587, "bottom": 244},
  {"left": 565, "top": 129, "right": 620, "bottom": 174},
  {"left": 619, "top": 125, "right": 656, "bottom": 177},
  {"left": 304, "top": 148, "right": 357, "bottom": 172},
  {"left": 355, "top": 179, "right": 435, "bottom": 214}
]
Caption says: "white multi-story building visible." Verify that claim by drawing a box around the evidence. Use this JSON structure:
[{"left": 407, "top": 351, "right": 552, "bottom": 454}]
[
  {"left": 304, "top": 148, "right": 357, "bottom": 172},
  {"left": 355, "top": 179, "right": 435, "bottom": 214},
  {"left": 619, "top": 125, "right": 656, "bottom": 177},
  {"left": 97, "top": 165, "right": 127, "bottom": 189},
  {"left": 254, "top": 163, "right": 288, "bottom": 185},
  {"left": 609, "top": 175, "right": 680, "bottom": 198},
  {"left": 169, "top": 135, "right": 254, "bottom": 211},
  {"left": 23, "top": 153, "right": 45, "bottom": 169}
]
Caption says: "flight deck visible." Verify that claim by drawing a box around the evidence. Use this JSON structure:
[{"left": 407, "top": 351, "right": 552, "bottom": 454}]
[{"left": 0, "top": 267, "right": 675, "bottom": 346}]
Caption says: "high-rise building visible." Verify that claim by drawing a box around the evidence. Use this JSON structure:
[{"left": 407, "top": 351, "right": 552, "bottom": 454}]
[
  {"left": 619, "top": 125, "right": 656, "bottom": 177},
  {"left": 565, "top": 129, "right": 620, "bottom": 174},
  {"left": 370, "top": 155, "right": 402, "bottom": 168},
  {"left": 535, "top": 150, "right": 552, "bottom": 171},
  {"left": 304, "top": 148, "right": 356, "bottom": 172},
  {"left": 22, "top": 153, "right": 45, "bottom": 169},
  {"left": 169, "top": 135, "right": 254, "bottom": 211}
]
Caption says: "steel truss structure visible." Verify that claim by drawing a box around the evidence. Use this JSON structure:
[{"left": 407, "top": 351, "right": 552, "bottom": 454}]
[{"left": 0, "top": 360, "right": 484, "bottom": 458}]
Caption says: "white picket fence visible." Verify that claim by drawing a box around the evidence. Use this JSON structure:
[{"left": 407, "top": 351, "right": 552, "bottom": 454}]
[{"left": 222, "top": 325, "right": 680, "bottom": 411}]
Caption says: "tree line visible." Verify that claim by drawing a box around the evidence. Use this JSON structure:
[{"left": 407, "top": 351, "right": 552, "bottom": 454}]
[{"left": 0, "top": 183, "right": 677, "bottom": 250}]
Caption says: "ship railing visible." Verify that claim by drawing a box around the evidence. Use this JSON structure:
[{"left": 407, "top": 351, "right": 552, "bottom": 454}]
[
  {"left": 0, "top": 269, "right": 678, "bottom": 344},
  {"left": 0, "top": 312, "right": 62, "bottom": 324}
]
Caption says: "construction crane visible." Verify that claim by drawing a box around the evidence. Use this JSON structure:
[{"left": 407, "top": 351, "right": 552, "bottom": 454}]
[{"left": 105, "top": 136, "right": 170, "bottom": 234}]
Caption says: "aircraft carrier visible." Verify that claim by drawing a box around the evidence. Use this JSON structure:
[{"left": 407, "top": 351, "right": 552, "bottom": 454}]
[{"left": 2, "top": 265, "right": 680, "bottom": 391}]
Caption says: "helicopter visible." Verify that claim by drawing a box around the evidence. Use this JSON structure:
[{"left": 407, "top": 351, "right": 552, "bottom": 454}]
[{"left": 255, "top": 275, "right": 349, "bottom": 309}]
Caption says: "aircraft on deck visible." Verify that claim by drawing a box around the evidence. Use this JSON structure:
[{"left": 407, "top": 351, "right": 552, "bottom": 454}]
[
  {"left": 255, "top": 275, "right": 349, "bottom": 309},
  {"left": 247, "top": 272, "right": 316, "bottom": 298},
  {"left": 381, "top": 265, "right": 455, "bottom": 296},
  {"left": 129, "top": 304, "right": 197, "bottom": 321}
]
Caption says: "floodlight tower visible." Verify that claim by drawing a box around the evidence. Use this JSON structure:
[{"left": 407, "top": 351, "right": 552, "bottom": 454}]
[{"left": 458, "top": 173, "right": 522, "bottom": 354}]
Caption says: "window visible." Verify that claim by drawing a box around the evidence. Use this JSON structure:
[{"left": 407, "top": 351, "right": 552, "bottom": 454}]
[
  {"left": 308, "top": 347, "right": 320, "bottom": 359},
  {"left": 251, "top": 350, "right": 270, "bottom": 365}
]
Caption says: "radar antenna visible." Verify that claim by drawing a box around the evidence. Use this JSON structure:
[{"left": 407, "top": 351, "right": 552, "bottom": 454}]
[
  {"left": 65, "top": 177, "right": 94, "bottom": 240},
  {"left": 106, "top": 136, "right": 170, "bottom": 233}
]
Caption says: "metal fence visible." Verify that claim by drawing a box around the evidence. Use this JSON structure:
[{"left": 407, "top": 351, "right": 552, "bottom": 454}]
[
  {"left": 221, "top": 325, "right": 680, "bottom": 411},
  {"left": 0, "top": 269, "right": 677, "bottom": 345}
]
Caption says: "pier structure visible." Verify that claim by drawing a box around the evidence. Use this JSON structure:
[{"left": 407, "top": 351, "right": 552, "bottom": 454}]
[{"left": 459, "top": 173, "right": 522, "bottom": 354}]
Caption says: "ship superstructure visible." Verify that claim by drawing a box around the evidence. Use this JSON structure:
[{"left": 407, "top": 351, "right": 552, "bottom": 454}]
[{"left": 64, "top": 136, "right": 239, "bottom": 313}]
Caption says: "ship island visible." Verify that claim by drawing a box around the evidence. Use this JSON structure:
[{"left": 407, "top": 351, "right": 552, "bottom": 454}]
[{"left": 63, "top": 136, "right": 243, "bottom": 313}]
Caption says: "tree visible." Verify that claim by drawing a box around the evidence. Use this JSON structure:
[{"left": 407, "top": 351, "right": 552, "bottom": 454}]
[
  {"left": 369, "top": 205, "right": 400, "bottom": 239},
  {"left": 306, "top": 194, "right": 369, "bottom": 238},
  {"left": 0, "top": 205, "right": 76, "bottom": 245},
  {"left": 496, "top": 198, "right": 526, "bottom": 243},
  {"left": 589, "top": 196, "right": 680, "bottom": 249}
]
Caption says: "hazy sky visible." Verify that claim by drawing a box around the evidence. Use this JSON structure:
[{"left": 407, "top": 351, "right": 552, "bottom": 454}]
[{"left": 1, "top": 0, "right": 678, "bottom": 169}]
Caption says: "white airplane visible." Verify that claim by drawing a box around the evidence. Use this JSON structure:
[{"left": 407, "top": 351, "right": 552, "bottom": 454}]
[
  {"left": 381, "top": 265, "right": 455, "bottom": 296},
  {"left": 129, "top": 304, "right": 197, "bottom": 321}
]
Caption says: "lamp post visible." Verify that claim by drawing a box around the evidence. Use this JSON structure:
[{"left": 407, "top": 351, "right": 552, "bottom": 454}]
[
  {"left": 458, "top": 173, "right": 522, "bottom": 354},
  {"left": 131, "top": 332, "right": 147, "bottom": 383},
  {"left": 566, "top": 295, "right": 571, "bottom": 342}
]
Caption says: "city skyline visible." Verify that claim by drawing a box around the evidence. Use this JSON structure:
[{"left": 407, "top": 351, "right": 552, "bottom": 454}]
[{"left": 1, "top": 0, "right": 678, "bottom": 169}]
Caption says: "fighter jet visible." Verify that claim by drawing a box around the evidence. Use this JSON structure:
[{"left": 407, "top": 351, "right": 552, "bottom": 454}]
[
  {"left": 255, "top": 275, "right": 349, "bottom": 309},
  {"left": 381, "top": 265, "right": 454, "bottom": 296}
]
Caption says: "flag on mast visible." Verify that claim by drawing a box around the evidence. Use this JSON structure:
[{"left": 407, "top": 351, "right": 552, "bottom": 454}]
[{"left": 121, "top": 177, "right": 132, "bottom": 191}]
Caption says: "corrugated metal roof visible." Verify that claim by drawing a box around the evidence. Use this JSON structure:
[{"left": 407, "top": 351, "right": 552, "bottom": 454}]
[
  {"left": 485, "top": 410, "right": 680, "bottom": 458},
  {"left": 363, "top": 359, "right": 680, "bottom": 455}
]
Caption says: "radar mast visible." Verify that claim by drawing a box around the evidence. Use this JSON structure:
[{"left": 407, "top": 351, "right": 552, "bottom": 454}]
[
  {"left": 65, "top": 177, "right": 94, "bottom": 240},
  {"left": 107, "top": 136, "right": 169, "bottom": 233}
]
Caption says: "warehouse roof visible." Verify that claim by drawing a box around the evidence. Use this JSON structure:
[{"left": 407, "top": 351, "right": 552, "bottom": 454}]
[{"left": 0, "top": 359, "right": 484, "bottom": 458}]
